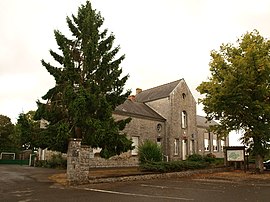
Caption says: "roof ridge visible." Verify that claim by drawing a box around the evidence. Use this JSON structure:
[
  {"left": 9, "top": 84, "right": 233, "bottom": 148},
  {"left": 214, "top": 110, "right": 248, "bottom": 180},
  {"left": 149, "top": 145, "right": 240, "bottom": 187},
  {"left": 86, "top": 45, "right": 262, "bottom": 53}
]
[
  {"left": 140, "top": 79, "right": 183, "bottom": 93},
  {"left": 135, "top": 79, "right": 183, "bottom": 103}
]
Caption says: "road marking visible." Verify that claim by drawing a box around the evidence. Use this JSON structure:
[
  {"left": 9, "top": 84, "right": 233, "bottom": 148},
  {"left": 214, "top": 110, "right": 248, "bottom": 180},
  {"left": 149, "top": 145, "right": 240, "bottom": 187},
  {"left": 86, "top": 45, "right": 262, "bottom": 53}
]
[
  {"left": 11, "top": 190, "right": 32, "bottom": 194},
  {"left": 141, "top": 184, "right": 225, "bottom": 193},
  {"left": 83, "top": 187, "right": 194, "bottom": 201}
]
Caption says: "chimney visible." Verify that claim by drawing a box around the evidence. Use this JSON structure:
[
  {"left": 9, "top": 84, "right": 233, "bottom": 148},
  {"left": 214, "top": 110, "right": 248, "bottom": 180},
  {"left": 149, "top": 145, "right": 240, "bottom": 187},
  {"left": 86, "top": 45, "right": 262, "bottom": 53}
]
[
  {"left": 128, "top": 95, "right": 136, "bottom": 101},
  {"left": 136, "top": 88, "right": 142, "bottom": 95}
]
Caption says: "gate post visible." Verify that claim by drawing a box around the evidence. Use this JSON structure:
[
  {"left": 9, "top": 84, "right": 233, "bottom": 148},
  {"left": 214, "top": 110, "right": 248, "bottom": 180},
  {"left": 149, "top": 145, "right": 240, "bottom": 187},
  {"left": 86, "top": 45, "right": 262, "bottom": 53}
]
[
  {"left": 67, "top": 138, "right": 82, "bottom": 185},
  {"left": 67, "top": 138, "right": 91, "bottom": 185}
]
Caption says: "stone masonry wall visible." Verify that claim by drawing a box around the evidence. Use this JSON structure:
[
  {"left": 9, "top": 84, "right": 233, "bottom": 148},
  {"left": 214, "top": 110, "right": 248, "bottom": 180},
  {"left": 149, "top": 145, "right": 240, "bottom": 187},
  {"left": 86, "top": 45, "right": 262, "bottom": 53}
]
[
  {"left": 197, "top": 126, "right": 229, "bottom": 158},
  {"left": 88, "top": 153, "right": 138, "bottom": 168},
  {"left": 67, "top": 139, "right": 140, "bottom": 185},
  {"left": 67, "top": 139, "right": 85, "bottom": 185},
  {"left": 113, "top": 114, "right": 166, "bottom": 156}
]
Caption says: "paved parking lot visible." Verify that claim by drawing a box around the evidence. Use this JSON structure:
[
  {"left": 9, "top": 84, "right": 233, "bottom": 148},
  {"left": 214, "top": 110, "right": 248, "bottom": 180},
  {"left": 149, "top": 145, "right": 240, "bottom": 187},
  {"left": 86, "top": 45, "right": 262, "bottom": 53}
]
[
  {"left": 77, "top": 172, "right": 270, "bottom": 201},
  {"left": 1, "top": 165, "right": 270, "bottom": 201}
]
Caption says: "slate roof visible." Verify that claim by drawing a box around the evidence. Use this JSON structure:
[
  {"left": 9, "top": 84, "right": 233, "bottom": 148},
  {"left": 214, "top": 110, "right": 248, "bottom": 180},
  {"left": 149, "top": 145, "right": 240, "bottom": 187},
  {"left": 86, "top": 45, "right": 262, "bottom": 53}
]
[
  {"left": 114, "top": 100, "right": 165, "bottom": 121},
  {"left": 197, "top": 115, "right": 218, "bottom": 128},
  {"left": 135, "top": 79, "right": 182, "bottom": 103}
]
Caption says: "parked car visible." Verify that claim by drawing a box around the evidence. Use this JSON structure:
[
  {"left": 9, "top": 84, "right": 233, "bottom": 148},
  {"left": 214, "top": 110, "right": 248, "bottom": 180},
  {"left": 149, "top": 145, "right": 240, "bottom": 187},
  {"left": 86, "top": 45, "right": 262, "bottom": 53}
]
[{"left": 263, "top": 160, "right": 270, "bottom": 170}]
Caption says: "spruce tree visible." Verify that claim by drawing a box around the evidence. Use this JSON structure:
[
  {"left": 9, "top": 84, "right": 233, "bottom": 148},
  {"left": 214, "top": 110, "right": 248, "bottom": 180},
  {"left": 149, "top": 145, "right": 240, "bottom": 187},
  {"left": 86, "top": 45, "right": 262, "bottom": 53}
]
[{"left": 35, "top": 1, "right": 132, "bottom": 158}]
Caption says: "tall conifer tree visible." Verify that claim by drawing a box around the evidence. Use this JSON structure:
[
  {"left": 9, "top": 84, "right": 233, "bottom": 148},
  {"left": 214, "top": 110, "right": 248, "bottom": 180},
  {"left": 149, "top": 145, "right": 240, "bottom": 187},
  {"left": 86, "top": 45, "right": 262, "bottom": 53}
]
[{"left": 35, "top": 1, "right": 132, "bottom": 158}]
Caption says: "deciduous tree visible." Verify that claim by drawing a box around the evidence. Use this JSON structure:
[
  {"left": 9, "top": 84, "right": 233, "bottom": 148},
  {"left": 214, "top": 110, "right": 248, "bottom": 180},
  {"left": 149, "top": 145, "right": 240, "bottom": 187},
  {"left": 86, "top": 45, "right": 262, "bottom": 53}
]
[
  {"left": 34, "top": 1, "right": 132, "bottom": 158},
  {"left": 0, "top": 114, "right": 14, "bottom": 151},
  {"left": 16, "top": 111, "right": 40, "bottom": 150},
  {"left": 197, "top": 30, "right": 270, "bottom": 172}
]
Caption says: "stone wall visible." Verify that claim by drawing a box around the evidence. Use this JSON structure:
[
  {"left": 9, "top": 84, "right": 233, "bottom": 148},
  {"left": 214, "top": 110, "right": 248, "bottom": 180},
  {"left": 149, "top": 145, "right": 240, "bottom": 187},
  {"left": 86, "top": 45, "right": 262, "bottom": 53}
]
[
  {"left": 67, "top": 139, "right": 86, "bottom": 185},
  {"left": 146, "top": 80, "right": 197, "bottom": 161},
  {"left": 67, "top": 139, "right": 139, "bottom": 185},
  {"left": 87, "top": 167, "right": 228, "bottom": 184},
  {"left": 113, "top": 113, "right": 167, "bottom": 158},
  {"left": 88, "top": 153, "right": 138, "bottom": 168},
  {"left": 67, "top": 138, "right": 227, "bottom": 185},
  {"left": 113, "top": 114, "right": 166, "bottom": 143},
  {"left": 197, "top": 126, "right": 229, "bottom": 158}
]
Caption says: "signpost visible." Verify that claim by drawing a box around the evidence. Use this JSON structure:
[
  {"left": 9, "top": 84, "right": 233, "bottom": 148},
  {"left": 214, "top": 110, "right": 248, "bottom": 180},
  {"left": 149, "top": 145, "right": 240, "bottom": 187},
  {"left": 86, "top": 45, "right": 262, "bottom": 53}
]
[{"left": 224, "top": 146, "right": 247, "bottom": 171}]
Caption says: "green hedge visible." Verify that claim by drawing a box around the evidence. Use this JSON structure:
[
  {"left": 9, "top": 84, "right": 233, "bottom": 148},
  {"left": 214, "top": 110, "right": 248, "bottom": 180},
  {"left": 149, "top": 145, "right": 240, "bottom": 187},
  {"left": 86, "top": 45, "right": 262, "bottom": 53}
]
[
  {"left": 139, "top": 153, "right": 224, "bottom": 173},
  {"left": 140, "top": 161, "right": 209, "bottom": 173},
  {"left": 0, "top": 159, "right": 29, "bottom": 165}
]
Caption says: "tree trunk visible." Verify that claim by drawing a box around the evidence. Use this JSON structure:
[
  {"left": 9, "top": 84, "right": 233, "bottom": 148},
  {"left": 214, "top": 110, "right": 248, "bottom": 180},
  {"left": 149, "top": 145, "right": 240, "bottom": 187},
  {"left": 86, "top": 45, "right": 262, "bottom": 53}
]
[
  {"left": 255, "top": 154, "right": 264, "bottom": 173},
  {"left": 75, "top": 126, "right": 82, "bottom": 138},
  {"left": 253, "top": 136, "right": 264, "bottom": 173}
]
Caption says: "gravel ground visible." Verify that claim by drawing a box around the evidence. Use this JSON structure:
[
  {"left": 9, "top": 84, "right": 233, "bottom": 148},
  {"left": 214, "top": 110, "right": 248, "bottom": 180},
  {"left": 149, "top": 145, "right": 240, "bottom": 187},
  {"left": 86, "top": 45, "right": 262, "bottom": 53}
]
[{"left": 49, "top": 167, "right": 270, "bottom": 186}]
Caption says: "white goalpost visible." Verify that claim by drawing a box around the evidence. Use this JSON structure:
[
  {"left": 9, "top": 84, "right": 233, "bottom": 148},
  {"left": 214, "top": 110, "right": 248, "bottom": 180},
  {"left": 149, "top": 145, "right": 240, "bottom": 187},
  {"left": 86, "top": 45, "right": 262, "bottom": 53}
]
[{"left": 0, "top": 152, "right": 16, "bottom": 160}]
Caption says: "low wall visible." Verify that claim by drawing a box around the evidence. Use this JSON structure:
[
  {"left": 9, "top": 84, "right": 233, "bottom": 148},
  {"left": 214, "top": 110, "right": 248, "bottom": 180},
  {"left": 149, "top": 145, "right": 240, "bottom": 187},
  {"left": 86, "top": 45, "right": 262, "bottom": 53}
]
[
  {"left": 67, "top": 139, "right": 138, "bottom": 185},
  {"left": 85, "top": 167, "right": 227, "bottom": 185},
  {"left": 88, "top": 154, "right": 138, "bottom": 168}
]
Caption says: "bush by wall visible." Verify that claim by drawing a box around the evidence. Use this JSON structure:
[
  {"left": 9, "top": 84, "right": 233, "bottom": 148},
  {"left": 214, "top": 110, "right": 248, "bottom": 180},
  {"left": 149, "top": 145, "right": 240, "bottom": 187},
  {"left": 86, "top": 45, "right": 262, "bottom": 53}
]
[
  {"left": 35, "top": 154, "right": 67, "bottom": 169},
  {"left": 140, "top": 161, "right": 209, "bottom": 173},
  {"left": 140, "top": 153, "right": 223, "bottom": 173},
  {"left": 187, "top": 154, "right": 204, "bottom": 162},
  {"left": 138, "top": 140, "right": 162, "bottom": 164}
]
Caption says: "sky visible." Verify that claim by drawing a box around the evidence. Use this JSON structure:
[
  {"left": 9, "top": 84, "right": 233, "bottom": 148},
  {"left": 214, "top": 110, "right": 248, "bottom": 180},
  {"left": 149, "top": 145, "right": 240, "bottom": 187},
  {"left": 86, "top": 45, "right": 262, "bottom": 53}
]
[{"left": 1, "top": 0, "right": 270, "bottom": 145}]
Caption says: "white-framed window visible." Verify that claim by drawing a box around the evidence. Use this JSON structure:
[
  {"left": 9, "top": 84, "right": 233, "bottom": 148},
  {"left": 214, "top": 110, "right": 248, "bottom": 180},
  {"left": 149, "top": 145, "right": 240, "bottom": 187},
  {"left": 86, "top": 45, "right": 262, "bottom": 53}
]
[
  {"left": 204, "top": 132, "right": 210, "bottom": 151},
  {"left": 221, "top": 140, "right": 225, "bottom": 152},
  {"left": 131, "top": 136, "right": 139, "bottom": 155},
  {"left": 181, "top": 111, "right": 187, "bottom": 129},
  {"left": 213, "top": 140, "right": 218, "bottom": 151},
  {"left": 213, "top": 134, "right": 218, "bottom": 151},
  {"left": 174, "top": 139, "right": 179, "bottom": 155}
]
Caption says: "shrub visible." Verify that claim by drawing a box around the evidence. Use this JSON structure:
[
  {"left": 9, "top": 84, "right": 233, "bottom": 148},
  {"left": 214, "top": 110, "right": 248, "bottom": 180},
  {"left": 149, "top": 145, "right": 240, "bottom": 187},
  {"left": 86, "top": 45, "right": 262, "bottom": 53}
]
[
  {"left": 35, "top": 154, "right": 67, "bottom": 169},
  {"left": 138, "top": 140, "right": 162, "bottom": 164},
  {"left": 213, "top": 158, "right": 224, "bottom": 166},
  {"left": 187, "top": 154, "right": 204, "bottom": 161},
  {"left": 35, "top": 160, "right": 50, "bottom": 168},
  {"left": 140, "top": 161, "right": 208, "bottom": 173},
  {"left": 204, "top": 153, "right": 216, "bottom": 163}
]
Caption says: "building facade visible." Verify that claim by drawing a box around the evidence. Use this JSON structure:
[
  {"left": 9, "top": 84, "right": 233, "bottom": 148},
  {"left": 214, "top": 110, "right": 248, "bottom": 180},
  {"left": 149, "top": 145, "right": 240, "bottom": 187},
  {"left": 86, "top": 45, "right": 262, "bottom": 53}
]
[
  {"left": 112, "top": 79, "right": 228, "bottom": 162},
  {"left": 197, "top": 115, "right": 229, "bottom": 158}
]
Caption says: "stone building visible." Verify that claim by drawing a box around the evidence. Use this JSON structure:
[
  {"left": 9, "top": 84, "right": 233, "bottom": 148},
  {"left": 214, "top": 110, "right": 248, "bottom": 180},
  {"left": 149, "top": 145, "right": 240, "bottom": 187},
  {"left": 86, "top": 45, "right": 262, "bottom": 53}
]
[
  {"left": 197, "top": 115, "right": 229, "bottom": 158},
  {"left": 113, "top": 79, "right": 229, "bottom": 161},
  {"left": 66, "top": 79, "right": 229, "bottom": 183}
]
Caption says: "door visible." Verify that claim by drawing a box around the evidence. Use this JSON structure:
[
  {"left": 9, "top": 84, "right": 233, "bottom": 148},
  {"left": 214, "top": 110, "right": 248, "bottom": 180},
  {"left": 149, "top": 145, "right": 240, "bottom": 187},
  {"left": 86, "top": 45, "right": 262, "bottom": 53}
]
[{"left": 182, "top": 140, "right": 187, "bottom": 160}]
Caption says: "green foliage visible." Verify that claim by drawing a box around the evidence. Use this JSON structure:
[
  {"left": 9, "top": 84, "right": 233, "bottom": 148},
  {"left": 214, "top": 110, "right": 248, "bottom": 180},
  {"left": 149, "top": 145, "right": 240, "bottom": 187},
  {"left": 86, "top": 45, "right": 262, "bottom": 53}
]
[
  {"left": 140, "top": 161, "right": 208, "bottom": 173},
  {"left": 0, "top": 114, "right": 15, "bottom": 151},
  {"left": 204, "top": 153, "right": 216, "bottom": 163},
  {"left": 140, "top": 153, "right": 220, "bottom": 173},
  {"left": 187, "top": 153, "right": 218, "bottom": 164},
  {"left": 138, "top": 140, "right": 162, "bottom": 164},
  {"left": 34, "top": 1, "right": 133, "bottom": 157},
  {"left": 213, "top": 158, "right": 224, "bottom": 166},
  {"left": 187, "top": 154, "right": 204, "bottom": 161},
  {"left": 35, "top": 154, "right": 67, "bottom": 169},
  {"left": 16, "top": 111, "right": 41, "bottom": 150},
  {"left": 197, "top": 30, "right": 270, "bottom": 171}
]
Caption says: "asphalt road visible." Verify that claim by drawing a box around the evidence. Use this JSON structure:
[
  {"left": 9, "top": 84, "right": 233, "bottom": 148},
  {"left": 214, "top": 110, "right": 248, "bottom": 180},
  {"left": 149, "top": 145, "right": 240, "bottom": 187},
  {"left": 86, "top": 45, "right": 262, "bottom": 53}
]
[{"left": 1, "top": 165, "right": 270, "bottom": 202}]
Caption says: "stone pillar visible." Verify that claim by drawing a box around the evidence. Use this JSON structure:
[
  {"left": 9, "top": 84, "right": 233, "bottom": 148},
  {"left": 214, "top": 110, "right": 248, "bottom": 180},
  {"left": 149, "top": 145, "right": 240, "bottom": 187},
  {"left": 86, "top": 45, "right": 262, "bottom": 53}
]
[
  {"left": 79, "top": 145, "right": 91, "bottom": 183},
  {"left": 67, "top": 138, "right": 82, "bottom": 185}
]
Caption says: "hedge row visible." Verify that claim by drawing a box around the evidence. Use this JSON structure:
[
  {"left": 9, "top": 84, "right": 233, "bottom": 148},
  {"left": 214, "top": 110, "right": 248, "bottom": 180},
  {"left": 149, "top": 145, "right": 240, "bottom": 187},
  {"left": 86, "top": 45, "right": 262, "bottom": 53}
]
[{"left": 140, "top": 160, "right": 209, "bottom": 173}]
